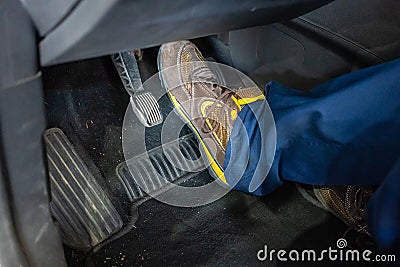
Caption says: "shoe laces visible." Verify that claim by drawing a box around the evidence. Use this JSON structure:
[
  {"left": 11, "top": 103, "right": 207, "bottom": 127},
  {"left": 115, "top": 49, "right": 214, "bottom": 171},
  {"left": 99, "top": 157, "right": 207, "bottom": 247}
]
[
  {"left": 191, "top": 65, "right": 218, "bottom": 84},
  {"left": 190, "top": 63, "right": 235, "bottom": 137},
  {"left": 200, "top": 86, "right": 236, "bottom": 136}
]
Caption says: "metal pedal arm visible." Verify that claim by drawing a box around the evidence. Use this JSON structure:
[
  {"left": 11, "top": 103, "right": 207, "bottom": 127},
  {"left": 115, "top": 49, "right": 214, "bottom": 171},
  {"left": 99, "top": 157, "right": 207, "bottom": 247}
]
[{"left": 112, "top": 51, "right": 163, "bottom": 127}]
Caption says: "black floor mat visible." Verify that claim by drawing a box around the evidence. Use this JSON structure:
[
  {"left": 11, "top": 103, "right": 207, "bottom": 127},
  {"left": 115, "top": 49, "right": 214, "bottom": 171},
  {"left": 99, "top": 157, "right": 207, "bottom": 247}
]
[{"left": 88, "top": 183, "right": 354, "bottom": 267}]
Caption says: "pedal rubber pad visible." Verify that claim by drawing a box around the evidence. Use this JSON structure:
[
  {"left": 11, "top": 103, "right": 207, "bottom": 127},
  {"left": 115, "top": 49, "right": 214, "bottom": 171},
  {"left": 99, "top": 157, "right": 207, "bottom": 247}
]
[{"left": 44, "top": 128, "right": 123, "bottom": 250}]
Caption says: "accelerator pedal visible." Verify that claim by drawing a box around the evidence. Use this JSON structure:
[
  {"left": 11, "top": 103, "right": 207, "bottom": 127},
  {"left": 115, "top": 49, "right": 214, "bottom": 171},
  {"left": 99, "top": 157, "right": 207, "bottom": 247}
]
[{"left": 44, "top": 128, "right": 123, "bottom": 251}]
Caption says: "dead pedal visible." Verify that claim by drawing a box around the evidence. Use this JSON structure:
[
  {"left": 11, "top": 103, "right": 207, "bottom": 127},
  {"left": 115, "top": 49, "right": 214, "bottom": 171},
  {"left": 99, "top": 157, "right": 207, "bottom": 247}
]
[{"left": 44, "top": 128, "right": 123, "bottom": 251}]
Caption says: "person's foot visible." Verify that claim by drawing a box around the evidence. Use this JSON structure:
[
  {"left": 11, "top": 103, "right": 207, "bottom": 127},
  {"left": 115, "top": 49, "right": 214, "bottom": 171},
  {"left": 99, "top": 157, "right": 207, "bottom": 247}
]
[
  {"left": 314, "top": 186, "right": 375, "bottom": 234},
  {"left": 157, "top": 40, "right": 264, "bottom": 184}
]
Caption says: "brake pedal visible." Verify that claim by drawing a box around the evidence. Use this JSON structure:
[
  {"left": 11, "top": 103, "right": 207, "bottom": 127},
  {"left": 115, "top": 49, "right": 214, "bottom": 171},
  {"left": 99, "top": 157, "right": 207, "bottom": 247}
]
[
  {"left": 116, "top": 134, "right": 205, "bottom": 203},
  {"left": 44, "top": 128, "right": 123, "bottom": 250}
]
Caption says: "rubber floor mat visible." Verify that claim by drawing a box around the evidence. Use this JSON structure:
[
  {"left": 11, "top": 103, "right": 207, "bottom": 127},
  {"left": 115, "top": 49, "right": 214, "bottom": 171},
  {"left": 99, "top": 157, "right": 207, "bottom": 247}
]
[{"left": 44, "top": 128, "right": 123, "bottom": 251}]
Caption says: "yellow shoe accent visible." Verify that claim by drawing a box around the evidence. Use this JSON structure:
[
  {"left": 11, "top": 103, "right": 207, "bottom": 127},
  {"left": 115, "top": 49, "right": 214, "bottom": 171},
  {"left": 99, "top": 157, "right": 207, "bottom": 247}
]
[
  {"left": 237, "top": 95, "right": 265, "bottom": 106},
  {"left": 230, "top": 95, "right": 243, "bottom": 111},
  {"left": 230, "top": 109, "right": 237, "bottom": 120},
  {"left": 231, "top": 94, "right": 265, "bottom": 110}
]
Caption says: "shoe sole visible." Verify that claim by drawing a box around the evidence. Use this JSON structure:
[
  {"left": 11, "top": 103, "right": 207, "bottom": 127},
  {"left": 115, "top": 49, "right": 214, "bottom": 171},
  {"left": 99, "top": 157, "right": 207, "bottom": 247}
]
[{"left": 156, "top": 48, "right": 227, "bottom": 185}]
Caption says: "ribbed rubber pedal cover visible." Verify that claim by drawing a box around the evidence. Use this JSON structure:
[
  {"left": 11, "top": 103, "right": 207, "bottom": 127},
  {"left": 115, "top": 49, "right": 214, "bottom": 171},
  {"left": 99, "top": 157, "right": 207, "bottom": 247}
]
[
  {"left": 116, "top": 134, "right": 205, "bottom": 203},
  {"left": 44, "top": 128, "right": 123, "bottom": 251}
]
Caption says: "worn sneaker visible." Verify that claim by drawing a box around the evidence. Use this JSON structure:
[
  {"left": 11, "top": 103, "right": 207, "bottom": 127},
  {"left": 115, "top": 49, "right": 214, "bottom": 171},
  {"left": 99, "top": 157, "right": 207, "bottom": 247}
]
[
  {"left": 314, "top": 186, "right": 375, "bottom": 235},
  {"left": 157, "top": 40, "right": 264, "bottom": 184}
]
